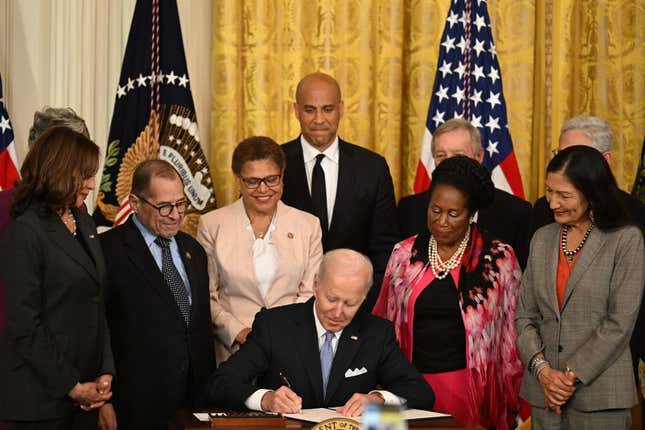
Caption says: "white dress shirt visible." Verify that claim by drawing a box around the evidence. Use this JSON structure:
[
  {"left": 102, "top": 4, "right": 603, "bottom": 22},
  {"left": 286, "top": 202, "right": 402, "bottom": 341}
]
[
  {"left": 246, "top": 219, "right": 277, "bottom": 299},
  {"left": 244, "top": 302, "right": 400, "bottom": 411},
  {"left": 300, "top": 135, "right": 339, "bottom": 229}
]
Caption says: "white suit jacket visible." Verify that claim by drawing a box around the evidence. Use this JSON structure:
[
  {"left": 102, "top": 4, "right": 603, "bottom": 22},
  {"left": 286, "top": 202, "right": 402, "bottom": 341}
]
[{"left": 197, "top": 199, "right": 323, "bottom": 363}]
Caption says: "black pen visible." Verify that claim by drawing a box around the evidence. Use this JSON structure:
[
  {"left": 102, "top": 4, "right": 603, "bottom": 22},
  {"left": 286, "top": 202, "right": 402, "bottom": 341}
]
[{"left": 279, "top": 371, "right": 292, "bottom": 388}]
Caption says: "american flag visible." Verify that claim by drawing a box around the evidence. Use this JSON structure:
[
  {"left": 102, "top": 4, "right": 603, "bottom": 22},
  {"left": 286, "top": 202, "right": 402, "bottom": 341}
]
[
  {"left": 413, "top": 0, "right": 525, "bottom": 198},
  {"left": 0, "top": 74, "right": 19, "bottom": 190}
]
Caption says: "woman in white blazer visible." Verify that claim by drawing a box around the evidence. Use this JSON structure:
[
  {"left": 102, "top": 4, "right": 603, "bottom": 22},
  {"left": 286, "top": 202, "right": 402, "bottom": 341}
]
[{"left": 197, "top": 136, "right": 323, "bottom": 363}]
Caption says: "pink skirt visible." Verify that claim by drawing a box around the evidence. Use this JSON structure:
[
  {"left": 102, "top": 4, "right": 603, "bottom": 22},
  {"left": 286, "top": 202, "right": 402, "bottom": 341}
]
[{"left": 423, "top": 369, "right": 476, "bottom": 427}]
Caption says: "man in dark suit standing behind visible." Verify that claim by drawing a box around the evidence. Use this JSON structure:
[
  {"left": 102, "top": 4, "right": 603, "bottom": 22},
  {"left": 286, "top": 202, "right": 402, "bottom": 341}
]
[
  {"left": 99, "top": 160, "right": 215, "bottom": 429},
  {"left": 207, "top": 249, "right": 434, "bottom": 417},
  {"left": 281, "top": 73, "right": 399, "bottom": 310},
  {"left": 397, "top": 118, "right": 532, "bottom": 268}
]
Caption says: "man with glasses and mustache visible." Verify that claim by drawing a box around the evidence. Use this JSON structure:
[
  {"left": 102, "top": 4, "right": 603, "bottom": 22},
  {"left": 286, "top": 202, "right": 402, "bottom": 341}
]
[{"left": 98, "top": 160, "right": 215, "bottom": 430}]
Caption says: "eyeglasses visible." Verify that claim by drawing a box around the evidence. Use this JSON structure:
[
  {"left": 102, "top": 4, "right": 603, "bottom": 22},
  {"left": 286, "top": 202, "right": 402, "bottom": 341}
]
[
  {"left": 136, "top": 195, "right": 188, "bottom": 216},
  {"left": 239, "top": 174, "right": 282, "bottom": 189}
]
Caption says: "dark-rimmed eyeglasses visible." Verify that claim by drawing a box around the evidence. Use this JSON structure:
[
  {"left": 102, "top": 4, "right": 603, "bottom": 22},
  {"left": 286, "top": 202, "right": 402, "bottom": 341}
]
[
  {"left": 136, "top": 195, "right": 188, "bottom": 216},
  {"left": 239, "top": 174, "right": 282, "bottom": 189}
]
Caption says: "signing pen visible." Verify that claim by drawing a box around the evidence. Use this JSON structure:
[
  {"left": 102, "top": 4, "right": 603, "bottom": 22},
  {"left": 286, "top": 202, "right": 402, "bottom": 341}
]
[{"left": 279, "top": 371, "right": 292, "bottom": 388}]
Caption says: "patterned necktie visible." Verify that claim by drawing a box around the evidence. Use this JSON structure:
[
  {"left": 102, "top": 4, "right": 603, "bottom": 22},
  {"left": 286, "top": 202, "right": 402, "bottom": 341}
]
[
  {"left": 320, "top": 331, "right": 335, "bottom": 396},
  {"left": 155, "top": 236, "right": 191, "bottom": 326},
  {"left": 311, "top": 154, "right": 328, "bottom": 233}
]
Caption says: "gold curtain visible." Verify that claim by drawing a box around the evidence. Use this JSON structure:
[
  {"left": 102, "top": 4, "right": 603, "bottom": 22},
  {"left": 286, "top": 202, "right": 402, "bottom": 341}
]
[{"left": 210, "top": 0, "right": 645, "bottom": 207}]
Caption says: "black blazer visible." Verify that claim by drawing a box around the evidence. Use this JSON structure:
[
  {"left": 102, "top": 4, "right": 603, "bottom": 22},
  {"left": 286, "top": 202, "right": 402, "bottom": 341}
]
[
  {"left": 281, "top": 138, "right": 400, "bottom": 309},
  {"left": 0, "top": 206, "right": 113, "bottom": 421},
  {"left": 207, "top": 298, "right": 434, "bottom": 410},
  {"left": 397, "top": 188, "right": 532, "bottom": 268},
  {"left": 100, "top": 217, "right": 215, "bottom": 429}
]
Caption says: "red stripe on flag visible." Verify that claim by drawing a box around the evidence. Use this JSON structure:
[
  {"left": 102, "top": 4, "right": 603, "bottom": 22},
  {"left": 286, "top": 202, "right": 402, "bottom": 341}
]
[
  {"left": 114, "top": 209, "right": 132, "bottom": 226},
  {"left": 413, "top": 161, "right": 431, "bottom": 194},
  {"left": 0, "top": 150, "right": 19, "bottom": 190},
  {"left": 499, "top": 152, "right": 525, "bottom": 199},
  {"left": 114, "top": 200, "right": 133, "bottom": 226}
]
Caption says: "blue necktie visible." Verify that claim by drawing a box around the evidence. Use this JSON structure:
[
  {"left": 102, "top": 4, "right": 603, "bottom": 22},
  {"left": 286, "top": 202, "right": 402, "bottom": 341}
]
[{"left": 320, "top": 331, "right": 335, "bottom": 395}]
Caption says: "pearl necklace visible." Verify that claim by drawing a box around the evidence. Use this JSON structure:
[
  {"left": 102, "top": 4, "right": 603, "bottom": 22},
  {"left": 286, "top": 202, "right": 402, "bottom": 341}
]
[
  {"left": 561, "top": 223, "right": 593, "bottom": 262},
  {"left": 61, "top": 211, "right": 77, "bottom": 236},
  {"left": 428, "top": 225, "right": 471, "bottom": 280}
]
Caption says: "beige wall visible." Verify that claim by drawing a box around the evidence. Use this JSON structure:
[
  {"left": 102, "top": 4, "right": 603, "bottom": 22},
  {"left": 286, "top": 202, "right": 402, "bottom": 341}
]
[{"left": 0, "top": 0, "right": 212, "bottom": 210}]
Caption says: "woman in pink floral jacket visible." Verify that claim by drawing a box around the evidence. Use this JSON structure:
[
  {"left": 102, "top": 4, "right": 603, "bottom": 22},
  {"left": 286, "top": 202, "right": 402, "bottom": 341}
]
[{"left": 373, "top": 156, "right": 523, "bottom": 430}]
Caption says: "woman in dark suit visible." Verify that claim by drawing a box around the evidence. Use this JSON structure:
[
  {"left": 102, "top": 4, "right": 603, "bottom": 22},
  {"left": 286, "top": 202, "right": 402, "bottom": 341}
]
[
  {"left": 516, "top": 146, "right": 644, "bottom": 429},
  {"left": 0, "top": 127, "right": 114, "bottom": 429}
]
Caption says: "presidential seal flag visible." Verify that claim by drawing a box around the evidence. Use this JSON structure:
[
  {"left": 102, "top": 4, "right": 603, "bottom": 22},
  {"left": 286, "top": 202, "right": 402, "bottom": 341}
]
[
  {"left": 413, "top": 0, "right": 525, "bottom": 198},
  {"left": 94, "top": 0, "right": 216, "bottom": 235}
]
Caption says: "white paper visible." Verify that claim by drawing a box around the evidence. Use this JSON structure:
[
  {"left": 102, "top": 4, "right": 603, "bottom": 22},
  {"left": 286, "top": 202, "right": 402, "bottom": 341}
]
[
  {"left": 193, "top": 412, "right": 210, "bottom": 422},
  {"left": 284, "top": 408, "right": 450, "bottom": 423},
  {"left": 284, "top": 408, "right": 346, "bottom": 423},
  {"left": 402, "top": 409, "right": 451, "bottom": 420}
]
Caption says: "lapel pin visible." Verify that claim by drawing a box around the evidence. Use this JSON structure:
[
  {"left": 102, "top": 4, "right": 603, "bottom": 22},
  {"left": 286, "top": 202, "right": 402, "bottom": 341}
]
[
  {"left": 350, "top": 335, "right": 358, "bottom": 341},
  {"left": 185, "top": 251, "right": 192, "bottom": 260},
  {"left": 287, "top": 232, "right": 294, "bottom": 239},
  {"left": 89, "top": 234, "right": 95, "bottom": 239}
]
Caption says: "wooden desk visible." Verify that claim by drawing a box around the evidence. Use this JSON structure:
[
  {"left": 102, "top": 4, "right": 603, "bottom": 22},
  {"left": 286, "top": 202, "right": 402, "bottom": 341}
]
[{"left": 170, "top": 409, "right": 466, "bottom": 430}]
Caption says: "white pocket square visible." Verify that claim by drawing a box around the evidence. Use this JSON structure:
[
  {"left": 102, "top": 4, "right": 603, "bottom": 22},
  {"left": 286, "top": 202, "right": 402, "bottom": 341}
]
[{"left": 344, "top": 367, "right": 367, "bottom": 378}]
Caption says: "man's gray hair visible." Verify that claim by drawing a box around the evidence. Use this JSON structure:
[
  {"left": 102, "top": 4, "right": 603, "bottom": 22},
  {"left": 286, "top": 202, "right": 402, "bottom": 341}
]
[
  {"left": 28, "top": 107, "right": 89, "bottom": 146},
  {"left": 560, "top": 115, "right": 612, "bottom": 154},
  {"left": 318, "top": 249, "right": 373, "bottom": 290},
  {"left": 430, "top": 118, "right": 482, "bottom": 157}
]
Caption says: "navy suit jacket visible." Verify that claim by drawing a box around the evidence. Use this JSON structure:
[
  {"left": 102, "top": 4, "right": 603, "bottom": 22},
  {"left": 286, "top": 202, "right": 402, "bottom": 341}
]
[
  {"left": 100, "top": 217, "right": 215, "bottom": 429},
  {"left": 207, "top": 298, "right": 434, "bottom": 411},
  {"left": 281, "top": 138, "right": 400, "bottom": 310},
  {"left": 397, "top": 188, "right": 532, "bottom": 268}
]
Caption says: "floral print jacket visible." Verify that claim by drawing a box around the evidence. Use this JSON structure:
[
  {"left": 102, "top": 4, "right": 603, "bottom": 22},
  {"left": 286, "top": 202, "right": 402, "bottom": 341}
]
[{"left": 373, "top": 225, "right": 523, "bottom": 430}]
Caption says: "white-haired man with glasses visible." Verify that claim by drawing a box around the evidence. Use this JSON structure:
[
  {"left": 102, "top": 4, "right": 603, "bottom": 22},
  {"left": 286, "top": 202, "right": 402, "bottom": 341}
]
[
  {"left": 98, "top": 159, "right": 215, "bottom": 430},
  {"left": 197, "top": 136, "right": 323, "bottom": 364}
]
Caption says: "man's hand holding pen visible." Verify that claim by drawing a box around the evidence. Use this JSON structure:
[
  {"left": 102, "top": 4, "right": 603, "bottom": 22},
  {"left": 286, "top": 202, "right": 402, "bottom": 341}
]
[
  {"left": 261, "top": 386, "right": 302, "bottom": 414},
  {"left": 260, "top": 372, "right": 301, "bottom": 414}
]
